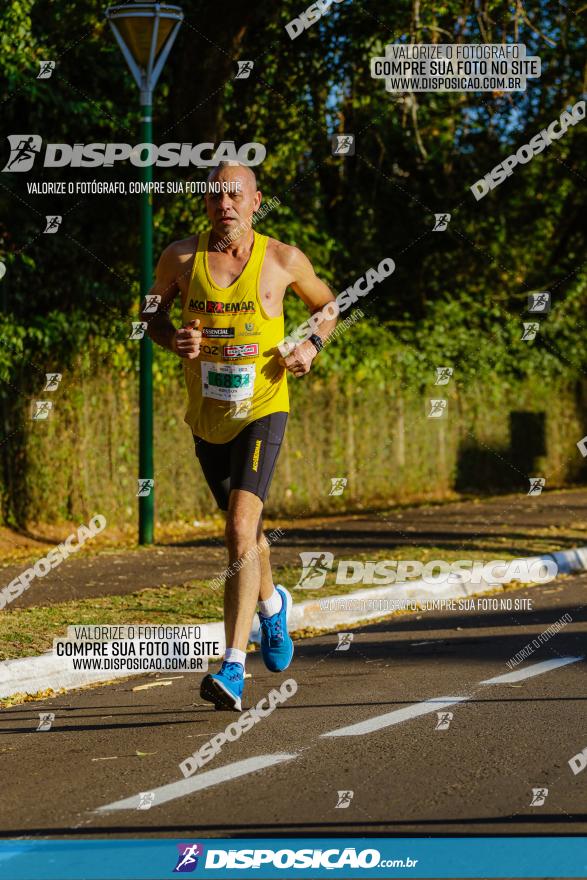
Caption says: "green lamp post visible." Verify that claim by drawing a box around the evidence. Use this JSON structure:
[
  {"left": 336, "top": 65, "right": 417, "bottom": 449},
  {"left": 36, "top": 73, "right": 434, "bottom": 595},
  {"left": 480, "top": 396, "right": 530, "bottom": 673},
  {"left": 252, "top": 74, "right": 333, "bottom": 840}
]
[{"left": 104, "top": 2, "right": 183, "bottom": 544}]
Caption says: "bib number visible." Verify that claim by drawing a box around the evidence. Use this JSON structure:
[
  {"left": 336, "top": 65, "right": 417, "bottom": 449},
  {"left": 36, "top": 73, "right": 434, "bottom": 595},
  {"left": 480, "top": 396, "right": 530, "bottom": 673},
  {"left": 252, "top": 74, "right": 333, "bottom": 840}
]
[{"left": 201, "top": 361, "right": 255, "bottom": 402}]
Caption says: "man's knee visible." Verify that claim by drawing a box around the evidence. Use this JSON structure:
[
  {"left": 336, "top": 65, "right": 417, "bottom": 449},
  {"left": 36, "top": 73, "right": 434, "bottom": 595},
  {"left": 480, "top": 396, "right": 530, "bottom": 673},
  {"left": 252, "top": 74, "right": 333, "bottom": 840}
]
[{"left": 225, "top": 513, "right": 258, "bottom": 554}]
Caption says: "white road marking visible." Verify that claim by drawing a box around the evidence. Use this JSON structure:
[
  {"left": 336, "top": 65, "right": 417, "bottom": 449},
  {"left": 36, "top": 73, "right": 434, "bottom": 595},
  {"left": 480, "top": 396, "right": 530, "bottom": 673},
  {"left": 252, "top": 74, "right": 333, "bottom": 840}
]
[
  {"left": 94, "top": 659, "right": 583, "bottom": 809},
  {"left": 321, "top": 696, "right": 469, "bottom": 737},
  {"left": 323, "top": 656, "right": 584, "bottom": 738},
  {"left": 481, "top": 655, "right": 584, "bottom": 685},
  {"left": 95, "top": 753, "right": 297, "bottom": 812}
]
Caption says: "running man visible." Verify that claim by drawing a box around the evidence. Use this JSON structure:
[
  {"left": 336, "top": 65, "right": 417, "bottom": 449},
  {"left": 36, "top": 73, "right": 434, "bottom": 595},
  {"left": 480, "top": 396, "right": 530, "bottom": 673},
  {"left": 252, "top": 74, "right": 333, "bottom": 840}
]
[{"left": 141, "top": 162, "right": 337, "bottom": 710}]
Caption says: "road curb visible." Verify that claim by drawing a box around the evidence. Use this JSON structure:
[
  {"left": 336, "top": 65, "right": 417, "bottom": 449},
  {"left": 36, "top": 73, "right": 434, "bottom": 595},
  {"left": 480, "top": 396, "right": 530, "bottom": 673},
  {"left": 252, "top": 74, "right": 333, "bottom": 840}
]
[
  {"left": 548, "top": 547, "right": 587, "bottom": 573},
  {"left": 1, "top": 548, "right": 585, "bottom": 700},
  {"left": 0, "top": 623, "right": 227, "bottom": 701}
]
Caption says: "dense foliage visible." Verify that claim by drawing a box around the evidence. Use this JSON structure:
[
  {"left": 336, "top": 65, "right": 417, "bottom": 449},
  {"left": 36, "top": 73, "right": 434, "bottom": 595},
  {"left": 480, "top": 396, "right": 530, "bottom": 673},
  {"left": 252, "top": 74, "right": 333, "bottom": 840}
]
[
  {"left": 0, "top": 0, "right": 585, "bottom": 381},
  {"left": 0, "top": 1, "right": 585, "bottom": 391}
]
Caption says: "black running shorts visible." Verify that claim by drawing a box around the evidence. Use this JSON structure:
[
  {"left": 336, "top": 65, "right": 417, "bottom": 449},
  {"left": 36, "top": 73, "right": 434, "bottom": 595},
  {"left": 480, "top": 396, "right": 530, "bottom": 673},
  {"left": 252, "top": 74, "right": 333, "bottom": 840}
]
[{"left": 193, "top": 412, "right": 288, "bottom": 511}]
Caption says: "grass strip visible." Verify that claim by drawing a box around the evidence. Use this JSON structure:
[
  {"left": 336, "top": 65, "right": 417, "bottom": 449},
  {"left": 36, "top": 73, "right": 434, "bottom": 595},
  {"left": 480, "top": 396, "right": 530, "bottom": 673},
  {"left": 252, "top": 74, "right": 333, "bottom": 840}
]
[{"left": 0, "top": 541, "right": 561, "bottom": 661}]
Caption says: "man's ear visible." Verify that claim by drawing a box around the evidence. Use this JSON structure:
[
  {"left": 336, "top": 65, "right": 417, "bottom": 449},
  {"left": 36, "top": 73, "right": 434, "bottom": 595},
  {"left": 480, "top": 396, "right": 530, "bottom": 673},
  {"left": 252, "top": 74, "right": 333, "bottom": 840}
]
[{"left": 254, "top": 189, "right": 262, "bottom": 212}]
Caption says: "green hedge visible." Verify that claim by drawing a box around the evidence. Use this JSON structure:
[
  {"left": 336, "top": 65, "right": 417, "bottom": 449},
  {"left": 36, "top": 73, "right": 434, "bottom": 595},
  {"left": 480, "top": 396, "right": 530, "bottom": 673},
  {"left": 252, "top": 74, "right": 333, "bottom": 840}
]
[
  {"left": 4, "top": 364, "right": 586, "bottom": 528},
  {"left": 1, "top": 275, "right": 586, "bottom": 527}
]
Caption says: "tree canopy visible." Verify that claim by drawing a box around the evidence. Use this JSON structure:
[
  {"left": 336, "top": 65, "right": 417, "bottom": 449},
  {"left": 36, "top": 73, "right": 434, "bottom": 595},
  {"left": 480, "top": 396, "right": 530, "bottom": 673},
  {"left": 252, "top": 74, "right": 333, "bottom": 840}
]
[{"left": 0, "top": 0, "right": 585, "bottom": 388}]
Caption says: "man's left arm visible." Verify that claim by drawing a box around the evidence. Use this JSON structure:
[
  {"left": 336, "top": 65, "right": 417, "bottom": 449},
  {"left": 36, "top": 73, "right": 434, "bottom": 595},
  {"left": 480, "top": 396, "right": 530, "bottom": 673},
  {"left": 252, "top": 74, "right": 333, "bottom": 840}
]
[{"left": 280, "top": 248, "right": 337, "bottom": 377}]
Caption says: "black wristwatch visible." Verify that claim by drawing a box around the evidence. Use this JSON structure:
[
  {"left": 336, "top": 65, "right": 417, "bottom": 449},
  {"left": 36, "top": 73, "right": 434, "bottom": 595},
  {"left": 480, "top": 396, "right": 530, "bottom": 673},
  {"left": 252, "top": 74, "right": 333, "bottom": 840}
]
[{"left": 309, "top": 333, "right": 323, "bottom": 355}]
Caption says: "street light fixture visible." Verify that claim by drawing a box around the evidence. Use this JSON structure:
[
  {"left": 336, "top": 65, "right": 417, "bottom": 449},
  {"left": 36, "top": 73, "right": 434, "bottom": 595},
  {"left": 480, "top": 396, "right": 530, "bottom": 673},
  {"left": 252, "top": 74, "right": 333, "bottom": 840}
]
[{"left": 105, "top": 2, "right": 183, "bottom": 545}]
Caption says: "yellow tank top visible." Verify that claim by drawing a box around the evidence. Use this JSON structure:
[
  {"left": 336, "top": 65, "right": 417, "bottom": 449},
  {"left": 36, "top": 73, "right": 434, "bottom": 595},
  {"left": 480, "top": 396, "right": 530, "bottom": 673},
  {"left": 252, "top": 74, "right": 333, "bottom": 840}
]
[{"left": 182, "top": 230, "right": 289, "bottom": 444}]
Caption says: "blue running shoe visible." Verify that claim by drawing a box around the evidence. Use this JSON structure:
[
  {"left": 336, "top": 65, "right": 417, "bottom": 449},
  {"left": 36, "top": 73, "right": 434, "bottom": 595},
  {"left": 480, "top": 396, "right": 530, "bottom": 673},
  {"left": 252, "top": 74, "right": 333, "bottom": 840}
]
[
  {"left": 259, "top": 585, "right": 294, "bottom": 673},
  {"left": 200, "top": 661, "right": 244, "bottom": 711}
]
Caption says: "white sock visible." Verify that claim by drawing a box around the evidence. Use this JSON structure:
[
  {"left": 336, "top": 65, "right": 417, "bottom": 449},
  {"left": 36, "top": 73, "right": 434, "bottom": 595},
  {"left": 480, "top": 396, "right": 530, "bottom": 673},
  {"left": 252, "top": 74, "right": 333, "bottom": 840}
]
[
  {"left": 258, "top": 588, "right": 282, "bottom": 618},
  {"left": 224, "top": 648, "right": 246, "bottom": 668}
]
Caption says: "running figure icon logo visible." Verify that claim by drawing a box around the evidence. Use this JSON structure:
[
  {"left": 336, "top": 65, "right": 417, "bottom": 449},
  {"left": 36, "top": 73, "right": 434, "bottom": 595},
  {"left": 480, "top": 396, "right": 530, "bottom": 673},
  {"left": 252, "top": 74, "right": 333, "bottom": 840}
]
[
  {"left": 130, "top": 322, "right": 148, "bottom": 340},
  {"left": 528, "top": 292, "right": 550, "bottom": 313},
  {"left": 434, "top": 367, "right": 453, "bottom": 385},
  {"left": 137, "top": 791, "right": 155, "bottom": 810},
  {"left": 332, "top": 134, "right": 355, "bottom": 155},
  {"left": 37, "top": 61, "right": 55, "bottom": 79},
  {"left": 335, "top": 790, "right": 354, "bottom": 808},
  {"left": 36, "top": 712, "right": 55, "bottom": 731},
  {"left": 173, "top": 844, "right": 204, "bottom": 872},
  {"left": 137, "top": 479, "right": 154, "bottom": 497},
  {"left": 235, "top": 60, "right": 254, "bottom": 79},
  {"left": 528, "top": 477, "right": 546, "bottom": 496},
  {"left": 530, "top": 788, "right": 548, "bottom": 806},
  {"left": 427, "top": 399, "right": 447, "bottom": 419},
  {"left": 44, "top": 373, "right": 62, "bottom": 391},
  {"left": 435, "top": 711, "right": 453, "bottom": 731},
  {"left": 143, "top": 294, "right": 161, "bottom": 313},
  {"left": 2, "top": 135, "right": 42, "bottom": 172},
  {"left": 336, "top": 633, "right": 353, "bottom": 651},
  {"left": 432, "top": 213, "right": 451, "bottom": 231},
  {"left": 329, "top": 477, "right": 347, "bottom": 496},
  {"left": 521, "top": 322, "right": 539, "bottom": 341},
  {"left": 293, "top": 552, "right": 334, "bottom": 589},
  {"left": 31, "top": 400, "right": 53, "bottom": 420},
  {"left": 44, "top": 215, "right": 62, "bottom": 234}
]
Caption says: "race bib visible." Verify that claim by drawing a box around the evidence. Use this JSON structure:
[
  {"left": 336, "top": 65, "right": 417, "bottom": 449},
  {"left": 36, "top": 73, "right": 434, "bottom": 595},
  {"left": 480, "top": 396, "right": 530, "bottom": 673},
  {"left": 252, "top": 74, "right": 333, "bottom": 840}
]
[{"left": 201, "top": 361, "right": 255, "bottom": 402}]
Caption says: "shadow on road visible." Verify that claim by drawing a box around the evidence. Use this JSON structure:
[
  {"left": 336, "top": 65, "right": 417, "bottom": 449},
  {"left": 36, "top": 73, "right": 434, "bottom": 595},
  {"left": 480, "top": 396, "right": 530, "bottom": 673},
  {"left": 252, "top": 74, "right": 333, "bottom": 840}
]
[{"left": 3, "top": 813, "right": 586, "bottom": 838}]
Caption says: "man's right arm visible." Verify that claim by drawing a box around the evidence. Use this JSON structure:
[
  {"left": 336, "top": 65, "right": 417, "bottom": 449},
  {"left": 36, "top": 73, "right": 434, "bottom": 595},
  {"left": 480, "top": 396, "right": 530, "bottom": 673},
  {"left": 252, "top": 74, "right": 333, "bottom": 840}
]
[
  {"left": 140, "top": 243, "right": 201, "bottom": 359},
  {"left": 140, "top": 243, "right": 180, "bottom": 352}
]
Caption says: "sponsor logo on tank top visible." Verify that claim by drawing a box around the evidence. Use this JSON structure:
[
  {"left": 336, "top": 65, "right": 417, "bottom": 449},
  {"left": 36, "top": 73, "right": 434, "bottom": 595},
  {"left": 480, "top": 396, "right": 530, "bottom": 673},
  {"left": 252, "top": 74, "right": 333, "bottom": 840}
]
[
  {"left": 188, "top": 298, "right": 255, "bottom": 314},
  {"left": 202, "top": 327, "right": 235, "bottom": 338},
  {"left": 242, "top": 322, "right": 261, "bottom": 336},
  {"left": 199, "top": 342, "right": 259, "bottom": 359},
  {"left": 223, "top": 344, "right": 259, "bottom": 359}
]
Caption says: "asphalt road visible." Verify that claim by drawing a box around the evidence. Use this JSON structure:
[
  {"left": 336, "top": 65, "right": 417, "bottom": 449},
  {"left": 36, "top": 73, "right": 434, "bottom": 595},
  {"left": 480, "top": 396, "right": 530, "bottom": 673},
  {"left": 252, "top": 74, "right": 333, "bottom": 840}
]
[{"left": 0, "top": 574, "right": 586, "bottom": 839}]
